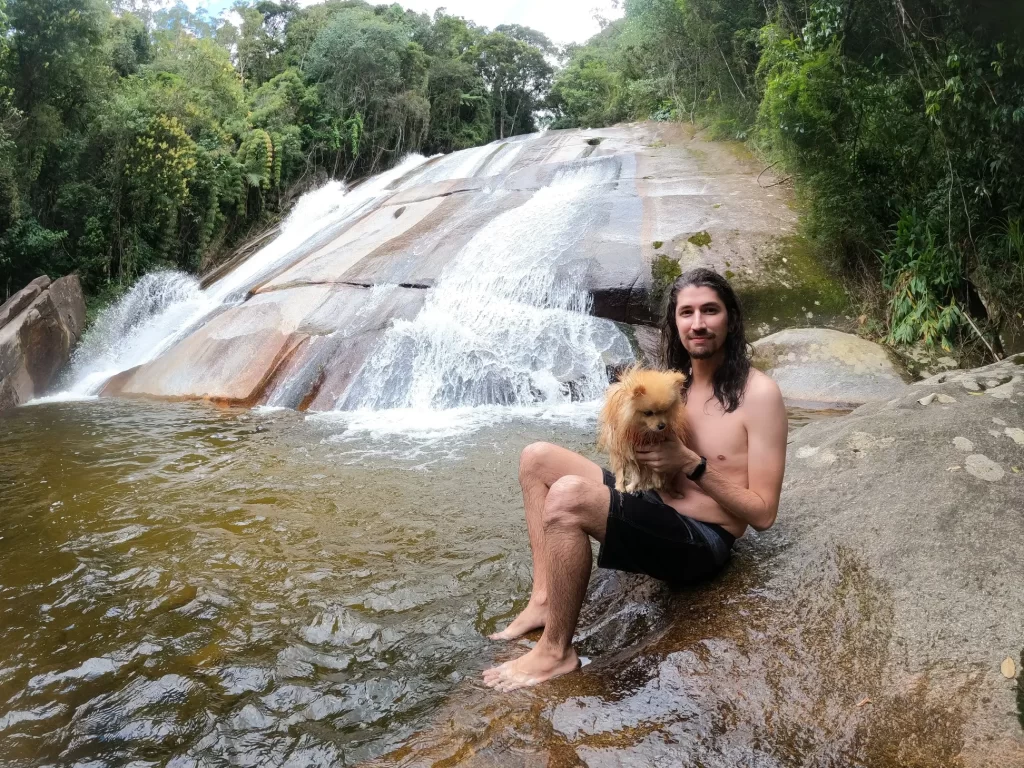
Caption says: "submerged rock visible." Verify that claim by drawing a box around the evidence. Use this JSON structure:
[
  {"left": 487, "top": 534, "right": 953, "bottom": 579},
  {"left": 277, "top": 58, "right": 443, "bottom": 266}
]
[
  {"left": 0, "top": 275, "right": 86, "bottom": 411},
  {"left": 371, "top": 358, "right": 1024, "bottom": 767},
  {"left": 753, "top": 327, "right": 909, "bottom": 408}
]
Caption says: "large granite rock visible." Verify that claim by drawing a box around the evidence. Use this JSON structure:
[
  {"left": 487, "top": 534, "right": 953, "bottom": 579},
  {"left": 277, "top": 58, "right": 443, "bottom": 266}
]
[
  {"left": 0, "top": 275, "right": 86, "bottom": 411},
  {"left": 103, "top": 284, "right": 426, "bottom": 408},
  {"left": 754, "top": 327, "right": 910, "bottom": 408},
  {"left": 99, "top": 122, "right": 845, "bottom": 407},
  {"left": 368, "top": 357, "right": 1024, "bottom": 767}
]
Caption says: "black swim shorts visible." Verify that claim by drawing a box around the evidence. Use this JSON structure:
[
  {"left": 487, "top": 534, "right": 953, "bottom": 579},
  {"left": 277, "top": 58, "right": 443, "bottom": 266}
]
[{"left": 596, "top": 469, "right": 735, "bottom": 586}]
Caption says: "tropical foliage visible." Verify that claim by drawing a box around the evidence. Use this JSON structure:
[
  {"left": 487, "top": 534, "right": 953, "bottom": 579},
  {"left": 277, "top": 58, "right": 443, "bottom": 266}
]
[
  {"left": 551, "top": 0, "right": 1024, "bottom": 353},
  {"left": 0, "top": 0, "right": 553, "bottom": 298}
]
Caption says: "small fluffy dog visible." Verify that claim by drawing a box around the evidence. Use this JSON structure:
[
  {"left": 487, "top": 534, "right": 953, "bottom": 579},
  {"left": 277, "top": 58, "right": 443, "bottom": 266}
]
[{"left": 598, "top": 367, "right": 691, "bottom": 493}]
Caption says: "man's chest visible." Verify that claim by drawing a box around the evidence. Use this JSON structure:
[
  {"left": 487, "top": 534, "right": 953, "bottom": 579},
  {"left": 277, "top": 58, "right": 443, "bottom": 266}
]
[{"left": 684, "top": 395, "right": 749, "bottom": 467}]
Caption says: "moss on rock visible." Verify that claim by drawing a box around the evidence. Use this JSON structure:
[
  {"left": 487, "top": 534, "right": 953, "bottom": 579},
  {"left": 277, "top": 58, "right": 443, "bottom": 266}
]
[
  {"left": 735, "top": 234, "right": 852, "bottom": 339},
  {"left": 688, "top": 231, "right": 712, "bottom": 248},
  {"left": 651, "top": 254, "right": 682, "bottom": 307}
]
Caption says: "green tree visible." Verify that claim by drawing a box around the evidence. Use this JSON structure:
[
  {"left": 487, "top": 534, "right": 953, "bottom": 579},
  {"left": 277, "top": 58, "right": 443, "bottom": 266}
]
[{"left": 471, "top": 31, "right": 552, "bottom": 138}]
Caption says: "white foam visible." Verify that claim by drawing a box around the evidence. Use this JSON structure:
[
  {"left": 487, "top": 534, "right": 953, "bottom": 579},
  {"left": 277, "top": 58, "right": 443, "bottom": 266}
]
[
  {"left": 337, "top": 157, "right": 633, "bottom": 413},
  {"left": 22, "top": 393, "right": 99, "bottom": 406}
]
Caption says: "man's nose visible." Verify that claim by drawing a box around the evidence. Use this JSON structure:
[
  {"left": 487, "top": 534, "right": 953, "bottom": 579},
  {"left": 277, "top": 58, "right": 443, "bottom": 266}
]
[{"left": 691, "top": 311, "right": 706, "bottom": 329}]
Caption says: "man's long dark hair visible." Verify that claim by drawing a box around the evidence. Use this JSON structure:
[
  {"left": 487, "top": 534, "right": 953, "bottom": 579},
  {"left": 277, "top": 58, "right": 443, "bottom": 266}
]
[{"left": 659, "top": 267, "right": 751, "bottom": 413}]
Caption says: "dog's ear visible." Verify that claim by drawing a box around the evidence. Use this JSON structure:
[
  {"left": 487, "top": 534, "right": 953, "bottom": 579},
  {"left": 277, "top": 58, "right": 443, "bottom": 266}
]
[
  {"left": 670, "top": 371, "right": 687, "bottom": 389},
  {"left": 631, "top": 384, "right": 646, "bottom": 398}
]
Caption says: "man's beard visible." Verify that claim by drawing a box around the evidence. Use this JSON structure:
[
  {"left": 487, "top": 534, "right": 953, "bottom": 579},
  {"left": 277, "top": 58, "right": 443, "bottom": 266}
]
[{"left": 686, "top": 334, "right": 719, "bottom": 359}]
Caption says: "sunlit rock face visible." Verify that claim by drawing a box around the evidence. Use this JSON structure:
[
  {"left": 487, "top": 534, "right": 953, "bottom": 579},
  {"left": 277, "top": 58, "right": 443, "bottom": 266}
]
[{"left": 78, "top": 122, "right": 806, "bottom": 410}]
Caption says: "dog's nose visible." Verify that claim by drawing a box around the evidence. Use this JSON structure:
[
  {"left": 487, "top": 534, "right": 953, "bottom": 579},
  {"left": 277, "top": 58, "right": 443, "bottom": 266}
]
[{"left": 657, "top": 422, "right": 666, "bottom": 430}]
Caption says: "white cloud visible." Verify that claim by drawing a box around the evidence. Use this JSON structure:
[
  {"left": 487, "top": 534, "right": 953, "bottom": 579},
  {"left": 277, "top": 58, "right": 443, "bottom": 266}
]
[{"left": 397, "top": 0, "right": 622, "bottom": 45}]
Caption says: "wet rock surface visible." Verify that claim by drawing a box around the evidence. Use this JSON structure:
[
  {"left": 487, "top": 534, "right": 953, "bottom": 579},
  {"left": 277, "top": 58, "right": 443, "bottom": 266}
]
[
  {"left": 753, "top": 328, "right": 910, "bottom": 408},
  {"left": 96, "top": 123, "right": 835, "bottom": 407},
  {"left": 368, "top": 359, "right": 1024, "bottom": 767},
  {"left": 0, "top": 274, "right": 86, "bottom": 411}
]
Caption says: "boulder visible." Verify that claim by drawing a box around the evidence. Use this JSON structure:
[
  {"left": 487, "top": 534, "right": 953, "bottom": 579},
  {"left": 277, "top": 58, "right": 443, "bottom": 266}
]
[
  {"left": 369, "top": 357, "right": 1024, "bottom": 768},
  {"left": 0, "top": 275, "right": 86, "bottom": 411},
  {"left": 754, "top": 327, "right": 909, "bottom": 408},
  {"left": 0, "top": 275, "right": 50, "bottom": 331}
]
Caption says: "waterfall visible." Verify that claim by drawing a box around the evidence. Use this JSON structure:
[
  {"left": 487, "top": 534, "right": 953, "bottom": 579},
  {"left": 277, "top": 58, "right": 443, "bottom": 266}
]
[
  {"left": 206, "top": 154, "right": 429, "bottom": 304},
  {"left": 61, "top": 155, "right": 430, "bottom": 396},
  {"left": 337, "top": 156, "right": 633, "bottom": 412},
  {"left": 62, "top": 272, "right": 217, "bottom": 396},
  {"left": 54, "top": 135, "right": 637, "bottom": 427}
]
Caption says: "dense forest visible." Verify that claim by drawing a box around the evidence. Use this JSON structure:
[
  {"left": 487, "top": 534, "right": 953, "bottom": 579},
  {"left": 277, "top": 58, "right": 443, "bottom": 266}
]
[
  {"left": 0, "top": 0, "right": 553, "bottom": 301},
  {"left": 550, "top": 0, "right": 1024, "bottom": 353},
  {"left": 2, "top": 0, "right": 1023, "bottom": 354}
]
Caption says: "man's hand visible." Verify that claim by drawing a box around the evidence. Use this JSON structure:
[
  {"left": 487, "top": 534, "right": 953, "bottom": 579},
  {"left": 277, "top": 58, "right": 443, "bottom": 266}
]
[{"left": 636, "top": 436, "right": 701, "bottom": 479}]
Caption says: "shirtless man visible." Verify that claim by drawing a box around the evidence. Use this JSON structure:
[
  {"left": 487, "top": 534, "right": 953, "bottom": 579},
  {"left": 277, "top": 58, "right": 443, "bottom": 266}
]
[{"left": 483, "top": 267, "right": 788, "bottom": 691}]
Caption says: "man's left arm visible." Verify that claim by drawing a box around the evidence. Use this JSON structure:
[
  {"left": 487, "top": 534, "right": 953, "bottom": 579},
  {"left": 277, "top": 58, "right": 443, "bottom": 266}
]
[{"left": 684, "top": 377, "right": 787, "bottom": 531}]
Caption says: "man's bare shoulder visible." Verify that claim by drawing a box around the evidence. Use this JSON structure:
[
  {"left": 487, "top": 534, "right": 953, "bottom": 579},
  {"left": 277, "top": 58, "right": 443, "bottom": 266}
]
[{"left": 741, "top": 369, "right": 785, "bottom": 415}]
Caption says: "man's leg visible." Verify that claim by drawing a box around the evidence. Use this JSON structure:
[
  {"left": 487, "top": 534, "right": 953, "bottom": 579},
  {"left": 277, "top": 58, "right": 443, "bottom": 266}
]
[
  {"left": 483, "top": 474, "right": 610, "bottom": 691},
  {"left": 490, "top": 442, "right": 604, "bottom": 640}
]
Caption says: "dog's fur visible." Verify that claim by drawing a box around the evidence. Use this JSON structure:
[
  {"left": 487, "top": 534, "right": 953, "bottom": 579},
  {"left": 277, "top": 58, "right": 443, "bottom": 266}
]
[{"left": 598, "top": 367, "right": 691, "bottom": 493}]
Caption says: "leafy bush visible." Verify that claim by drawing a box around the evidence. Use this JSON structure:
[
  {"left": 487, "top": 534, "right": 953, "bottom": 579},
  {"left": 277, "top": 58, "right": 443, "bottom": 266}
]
[{"left": 882, "top": 210, "right": 963, "bottom": 350}]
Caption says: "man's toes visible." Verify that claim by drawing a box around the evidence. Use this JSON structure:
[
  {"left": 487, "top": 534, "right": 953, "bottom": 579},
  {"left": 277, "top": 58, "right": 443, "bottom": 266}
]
[
  {"left": 497, "top": 676, "right": 535, "bottom": 692},
  {"left": 482, "top": 663, "right": 506, "bottom": 684}
]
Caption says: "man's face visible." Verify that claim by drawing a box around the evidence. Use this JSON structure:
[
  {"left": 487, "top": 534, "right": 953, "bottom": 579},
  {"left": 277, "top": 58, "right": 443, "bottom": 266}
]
[{"left": 675, "top": 285, "right": 728, "bottom": 360}]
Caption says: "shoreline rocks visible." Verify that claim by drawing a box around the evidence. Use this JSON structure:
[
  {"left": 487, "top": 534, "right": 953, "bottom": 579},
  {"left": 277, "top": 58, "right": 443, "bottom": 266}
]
[
  {"left": 371, "top": 356, "right": 1024, "bottom": 767},
  {"left": 0, "top": 275, "right": 87, "bottom": 411},
  {"left": 753, "top": 327, "right": 910, "bottom": 408}
]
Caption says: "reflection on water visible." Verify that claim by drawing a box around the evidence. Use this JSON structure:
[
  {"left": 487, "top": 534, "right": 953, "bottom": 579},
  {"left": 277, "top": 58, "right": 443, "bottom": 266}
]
[
  {"left": 0, "top": 400, "right": 591, "bottom": 766},
  {"left": 0, "top": 400, "right": 840, "bottom": 766}
]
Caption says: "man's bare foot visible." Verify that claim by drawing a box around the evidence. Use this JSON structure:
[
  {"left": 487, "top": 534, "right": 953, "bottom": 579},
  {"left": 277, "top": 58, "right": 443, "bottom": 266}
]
[
  {"left": 488, "top": 598, "right": 547, "bottom": 640},
  {"left": 482, "top": 644, "right": 580, "bottom": 692}
]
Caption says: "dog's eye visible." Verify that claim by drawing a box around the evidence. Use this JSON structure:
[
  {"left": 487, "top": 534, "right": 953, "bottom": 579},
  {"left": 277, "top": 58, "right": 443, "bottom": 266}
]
[{"left": 643, "top": 410, "right": 654, "bottom": 416}]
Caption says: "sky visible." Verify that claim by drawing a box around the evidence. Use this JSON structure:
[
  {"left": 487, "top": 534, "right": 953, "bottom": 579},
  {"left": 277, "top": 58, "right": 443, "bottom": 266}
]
[
  {"left": 396, "top": 0, "right": 623, "bottom": 45},
  {"left": 188, "top": 0, "right": 624, "bottom": 47}
]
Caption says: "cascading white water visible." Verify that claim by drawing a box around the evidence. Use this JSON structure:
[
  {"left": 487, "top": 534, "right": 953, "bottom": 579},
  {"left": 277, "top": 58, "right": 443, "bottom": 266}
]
[
  {"left": 338, "top": 156, "right": 633, "bottom": 413},
  {"left": 480, "top": 139, "right": 526, "bottom": 178},
  {"left": 61, "top": 272, "right": 218, "bottom": 396},
  {"left": 407, "top": 142, "right": 495, "bottom": 186},
  {"left": 207, "top": 154, "right": 429, "bottom": 303},
  {"left": 59, "top": 155, "right": 430, "bottom": 396}
]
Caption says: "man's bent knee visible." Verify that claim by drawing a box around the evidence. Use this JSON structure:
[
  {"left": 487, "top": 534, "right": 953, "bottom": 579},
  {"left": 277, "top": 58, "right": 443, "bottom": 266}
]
[
  {"left": 519, "top": 441, "right": 557, "bottom": 484},
  {"left": 542, "top": 475, "right": 594, "bottom": 529}
]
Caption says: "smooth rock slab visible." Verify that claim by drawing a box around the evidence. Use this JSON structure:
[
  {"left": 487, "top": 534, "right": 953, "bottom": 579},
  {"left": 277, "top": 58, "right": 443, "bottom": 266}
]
[
  {"left": 753, "top": 327, "right": 909, "bottom": 408},
  {"left": 368, "top": 358, "right": 1024, "bottom": 767}
]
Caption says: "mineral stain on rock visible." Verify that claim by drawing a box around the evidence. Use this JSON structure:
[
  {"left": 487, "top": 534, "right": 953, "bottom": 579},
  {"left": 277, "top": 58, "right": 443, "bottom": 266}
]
[{"left": 965, "top": 453, "right": 1004, "bottom": 481}]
